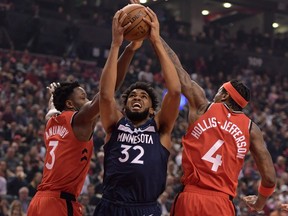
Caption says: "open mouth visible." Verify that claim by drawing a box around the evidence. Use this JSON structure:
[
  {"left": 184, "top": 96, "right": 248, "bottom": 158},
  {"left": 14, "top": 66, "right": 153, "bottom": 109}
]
[{"left": 132, "top": 102, "right": 142, "bottom": 110}]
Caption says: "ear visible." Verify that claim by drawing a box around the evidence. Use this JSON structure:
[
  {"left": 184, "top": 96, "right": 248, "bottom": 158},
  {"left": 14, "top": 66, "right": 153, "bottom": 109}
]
[
  {"left": 65, "top": 100, "right": 74, "bottom": 109},
  {"left": 149, "top": 108, "right": 155, "bottom": 116},
  {"left": 221, "top": 92, "right": 230, "bottom": 102},
  {"left": 121, "top": 108, "right": 125, "bottom": 115}
]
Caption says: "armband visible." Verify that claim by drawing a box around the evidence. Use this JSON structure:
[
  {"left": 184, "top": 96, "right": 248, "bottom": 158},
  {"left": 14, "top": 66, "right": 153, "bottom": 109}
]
[{"left": 258, "top": 183, "right": 276, "bottom": 197}]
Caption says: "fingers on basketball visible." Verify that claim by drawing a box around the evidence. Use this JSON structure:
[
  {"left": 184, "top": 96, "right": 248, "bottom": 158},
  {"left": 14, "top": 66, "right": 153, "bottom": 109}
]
[{"left": 119, "top": 4, "right": 152, "bottom": 41}]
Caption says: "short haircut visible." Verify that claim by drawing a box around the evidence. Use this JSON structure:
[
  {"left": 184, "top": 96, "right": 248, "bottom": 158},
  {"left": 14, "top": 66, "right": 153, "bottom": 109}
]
[
  {"left": 53, "top": 81, "right": 80, "bottom": 112},
  {"left": 121, "top": 82, "right": 159, "bottom": 110}
]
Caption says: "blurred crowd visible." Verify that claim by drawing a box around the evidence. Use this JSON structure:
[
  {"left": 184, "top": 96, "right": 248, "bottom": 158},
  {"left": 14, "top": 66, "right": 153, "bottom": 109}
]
[
  {"left": 0, "top": 0, "right": 288, "bottom": 59},
  {"left": 0, "top": 1, "right": 287, "bottom": 216},
  {"left": 0, "top": 40, "right": 287, "bottom": 216}
]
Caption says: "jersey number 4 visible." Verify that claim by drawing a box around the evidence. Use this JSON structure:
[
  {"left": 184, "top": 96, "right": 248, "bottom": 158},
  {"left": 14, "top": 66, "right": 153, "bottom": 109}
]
[
  {"left": 201, "top": 139, "right": 224, "bottom": 172},
  {"left": 46, "top": 140, "right": 59, "bottom": 169}
]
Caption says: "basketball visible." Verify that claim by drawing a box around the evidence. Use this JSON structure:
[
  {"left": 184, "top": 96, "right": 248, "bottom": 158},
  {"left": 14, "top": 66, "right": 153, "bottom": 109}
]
[{"left": 120, "top": 4, "right": 151, "bottom": 41}]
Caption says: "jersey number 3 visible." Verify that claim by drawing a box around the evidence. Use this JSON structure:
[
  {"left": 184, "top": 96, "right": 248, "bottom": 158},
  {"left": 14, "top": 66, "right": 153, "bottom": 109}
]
[
  {"left": 46, "top": 140, "right": 59, "bottom": 170},
  {"left": 201, "top": 139, "right": 224, "bottom": 172}
]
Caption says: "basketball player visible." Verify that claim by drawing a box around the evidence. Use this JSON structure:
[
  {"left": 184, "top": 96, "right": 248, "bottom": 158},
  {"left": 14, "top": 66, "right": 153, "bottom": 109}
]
[
  {"left": 158, "top": 39, "right": 277, "bottom": 215},
  {"left": 93, "top": 8, "right": 181, "bottom": 216},
  {"left": 27, "top": 38, "right": 144, "bottom": 216}
]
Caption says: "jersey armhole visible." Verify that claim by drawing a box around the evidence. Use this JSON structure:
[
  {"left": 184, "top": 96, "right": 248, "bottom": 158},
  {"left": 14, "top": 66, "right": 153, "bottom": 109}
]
[
  {"left": 204, "top": 102, "right": 213, "bottom": 112},
  {"left": 248, "top": 120, "right": 253, "bottom": 133}
]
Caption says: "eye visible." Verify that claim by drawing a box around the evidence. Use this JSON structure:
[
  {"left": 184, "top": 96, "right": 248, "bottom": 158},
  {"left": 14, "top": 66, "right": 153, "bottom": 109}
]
[{"left": 129, "top": 94, "right": 135, "bottom": 98}]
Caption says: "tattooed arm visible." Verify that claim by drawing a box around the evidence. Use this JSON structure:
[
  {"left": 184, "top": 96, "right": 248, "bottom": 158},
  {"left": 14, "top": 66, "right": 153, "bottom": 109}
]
[{"left": 160, "top": 37, "right": 208, "bottom": 120}]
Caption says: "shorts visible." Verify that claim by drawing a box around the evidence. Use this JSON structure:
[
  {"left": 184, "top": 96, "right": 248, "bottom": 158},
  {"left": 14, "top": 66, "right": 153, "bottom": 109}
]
[
  {"left": 93, "top": 197, "right": 162, "bottom": 216},
  {"left": 170, "top": 185, "right": 236, "bottom": 216},
  {"left": 27, "top": 191, "right": 82, "bottom": 216}
]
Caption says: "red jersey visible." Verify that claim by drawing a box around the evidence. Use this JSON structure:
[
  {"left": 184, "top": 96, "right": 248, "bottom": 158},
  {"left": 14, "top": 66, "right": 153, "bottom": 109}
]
[
  {"left": 181, "top": 103, "right": 251, "bottom": 197},
  {"left": 38, "top": 111, "right": 93, "bottom": 197}
]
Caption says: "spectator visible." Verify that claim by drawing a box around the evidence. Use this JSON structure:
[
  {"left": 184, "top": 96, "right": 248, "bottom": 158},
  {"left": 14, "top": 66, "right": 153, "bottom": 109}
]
[
  {"left": 18, "top": 187, "right": 30, "bottom": 213},
  {"left": 274, "top": 156, "right": 287, "bottom": 177},
  {"left": 78, "top": 193, "right": 95, "bottom": 216},
  {"left": 0, "top": 197, "right": 9, "bottom": 216},
  {"left": 157, "top": 191, "right": 169, "bottom": 216},
  {"left": 27, "top": 171, "right": 42, "bottom": 197},
  {"left": 7, "top": 166, "right": 28, "bottom": 197},
  {"left": 279, "top": 185, "right": 288, "bottom": 204},
  {"left": 9, "top": 200, "right": 26, "bottom": 216},
  {"left": 3, "top": 147, "right": 20, "bottom": 173},
  {"left": 0, "top": 160, "right": 14, "bottom": 179},
  {"left": 86, "top": 184, "right": 101, "bottom": 207},
  {"left": 0, "top": 176, "right": 7, "bottom": 195}
]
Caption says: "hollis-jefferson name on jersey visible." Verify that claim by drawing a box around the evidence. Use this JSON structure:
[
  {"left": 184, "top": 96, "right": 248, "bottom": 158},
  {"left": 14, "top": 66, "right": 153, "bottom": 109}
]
[{"left": 190, "top": 117, "right": 248, "bottom": 159}]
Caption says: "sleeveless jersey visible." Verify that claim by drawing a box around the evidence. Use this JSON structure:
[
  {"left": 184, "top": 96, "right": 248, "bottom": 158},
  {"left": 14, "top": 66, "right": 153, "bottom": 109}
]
[
  {"left": 38, "top": 111, "right": 93, "bottom": 197},
  {"left": 103, "top": 117, "right": 170, "bottom": 202},
  {"left": 181, "top": 103, "right": 251, "bottom": 197}
]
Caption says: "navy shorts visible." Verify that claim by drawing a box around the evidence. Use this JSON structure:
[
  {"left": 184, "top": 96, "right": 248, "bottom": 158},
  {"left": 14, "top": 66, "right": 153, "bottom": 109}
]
[{"left": 93, "top": 197, "right": 162, "bottom": 216}]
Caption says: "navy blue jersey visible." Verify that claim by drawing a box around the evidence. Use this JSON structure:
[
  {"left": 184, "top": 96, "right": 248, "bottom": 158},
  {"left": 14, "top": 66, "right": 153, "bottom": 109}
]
[{"left": 102, "top": 117, "right": 170, "bottom": 203}]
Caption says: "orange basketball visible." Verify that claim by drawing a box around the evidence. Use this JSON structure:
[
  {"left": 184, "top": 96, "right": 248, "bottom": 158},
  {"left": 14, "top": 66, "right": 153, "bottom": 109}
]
[{"left": 120, "top": 4, "right": 151, "bottom": 41}]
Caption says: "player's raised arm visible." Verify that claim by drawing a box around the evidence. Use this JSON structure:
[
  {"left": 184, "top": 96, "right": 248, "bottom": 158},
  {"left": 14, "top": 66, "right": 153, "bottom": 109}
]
[
  {"left": 75, "top": 15, "right": 139, "bottom": 135},
  {"left": 45, "top": 82, "right": 60, "bottom": 120},
  {"left": 99, "top": 10, "right": 131, "bottom": 133},
  {"left": 143, "top": 7, "right": 181, "bottom": 148},
  {"left": 117, "top": 40, "right": 143, "bottom": 88},
  {"left": 242, "top": 122, "right": 276, "bottom": 211},
  {"left": 160, "top": 37, "right": 208, "bottom": 118},
  {"left": 127, "top": 0, "right": 206, "bottom": 116}
]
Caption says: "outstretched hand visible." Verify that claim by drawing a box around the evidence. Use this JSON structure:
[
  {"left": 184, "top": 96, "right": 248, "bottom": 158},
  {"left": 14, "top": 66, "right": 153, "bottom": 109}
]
[
  {"left": 112, "top": 10, "right": 131, "bottom": 47},
  {"left": 47, "top": 82, "right": 60, "bottom": 95},
  {"left": 143, "top": 7, "right": 160, "bottom": 44},
  {"left": 46, "top": 82, "right": 61, "bottom": 119},
  {"left": 242, "top": 195, "right": 264, "bottom": 213}
]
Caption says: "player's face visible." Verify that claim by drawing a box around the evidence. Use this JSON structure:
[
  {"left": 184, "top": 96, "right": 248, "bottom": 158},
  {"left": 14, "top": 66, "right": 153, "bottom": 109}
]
[
  {"left": 126, "top": 89, "right": 152, "bottom": 112},
  {"left": 69, "top": 87, "right": 89, "bottom": 111},
  {"left": 213, "top": 86, "right": 225, "bottom": 103},
  {"left": 125, "top": 89, "right": 153, "bottom": 121}
]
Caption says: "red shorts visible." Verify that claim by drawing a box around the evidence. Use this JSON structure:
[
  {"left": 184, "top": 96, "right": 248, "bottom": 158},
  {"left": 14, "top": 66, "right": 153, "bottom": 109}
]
[
  {"left": 171, "top": 185, "right": 236, "bottom": 216},
  {"left": 27, "top": 191, "right": 82, "bottom": 216}
]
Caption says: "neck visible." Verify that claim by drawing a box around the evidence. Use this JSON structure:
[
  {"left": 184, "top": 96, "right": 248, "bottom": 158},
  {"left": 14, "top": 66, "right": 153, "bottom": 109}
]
[
  {"left": 223, "top": 102, "right": 234, "bottom": 111},
  {"left": 223, "top": 102, "right": 242, "bottom": 112},
  {"left": 64, "top": 108, "right": 77, "bottom": 112},
  {"left": 128, "top": 117, "right": 151, "bottom": 128}
]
